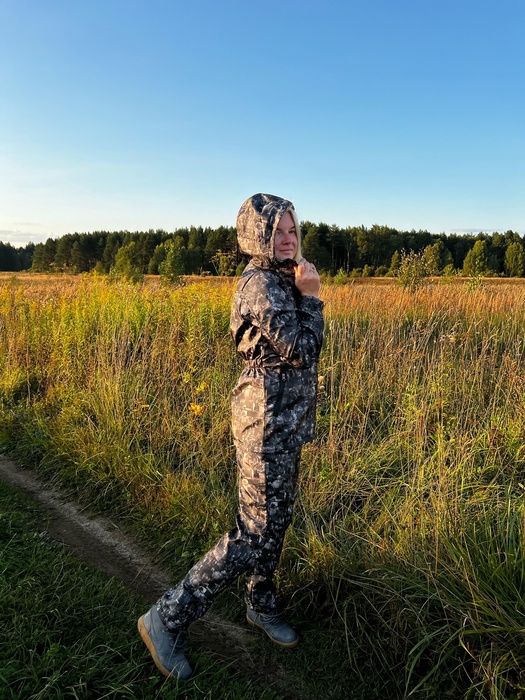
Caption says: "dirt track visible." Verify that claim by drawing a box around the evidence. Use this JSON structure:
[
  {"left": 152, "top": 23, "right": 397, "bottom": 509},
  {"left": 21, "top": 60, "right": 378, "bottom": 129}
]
[
  {"left": 0, "top": 454, "right": 172, "bottom": 600},
  {"left": 0, "top": 454, "right": 307, "bottom": 699}
]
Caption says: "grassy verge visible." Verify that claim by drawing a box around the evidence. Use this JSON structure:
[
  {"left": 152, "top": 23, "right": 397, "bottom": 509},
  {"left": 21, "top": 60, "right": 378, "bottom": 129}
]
[
  {"left": 0, "top": 477, "right": 363, "bottom": 700},
  {"left": 0, "top": 480, "right": 289, "bottom": 700}
]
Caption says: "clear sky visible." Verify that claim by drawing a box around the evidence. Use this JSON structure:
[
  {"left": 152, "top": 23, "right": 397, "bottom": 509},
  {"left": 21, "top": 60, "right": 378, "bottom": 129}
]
[{"left": 2, "top": 0, "right": 524, "bottom": 247}]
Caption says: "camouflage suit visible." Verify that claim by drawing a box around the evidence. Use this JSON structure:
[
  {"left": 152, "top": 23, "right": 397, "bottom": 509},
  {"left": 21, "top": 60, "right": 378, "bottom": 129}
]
[{"left": 157, "top": 194, "right": 324, "bottom": 631}]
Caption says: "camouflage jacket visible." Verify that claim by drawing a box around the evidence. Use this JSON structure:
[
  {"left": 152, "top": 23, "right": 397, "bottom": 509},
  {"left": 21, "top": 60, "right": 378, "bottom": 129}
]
[{"left": 230, "top": 194, "right": 324, "bottom": 454}]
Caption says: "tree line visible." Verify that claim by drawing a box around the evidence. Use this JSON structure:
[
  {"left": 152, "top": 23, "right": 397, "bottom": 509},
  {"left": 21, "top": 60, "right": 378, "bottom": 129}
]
[{"left": 1, "top": 224, "right": 524, "bottom": 277}]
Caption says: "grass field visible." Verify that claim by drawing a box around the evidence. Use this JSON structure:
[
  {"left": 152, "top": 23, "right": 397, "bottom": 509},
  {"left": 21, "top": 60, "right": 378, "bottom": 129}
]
[{"left": 1, "top": 272, "right": 525, "bottom": 698}]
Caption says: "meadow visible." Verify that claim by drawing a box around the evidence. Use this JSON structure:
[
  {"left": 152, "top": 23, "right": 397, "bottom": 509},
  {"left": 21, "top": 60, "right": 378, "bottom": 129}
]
[{"left": 1, "top": 272, "right": 525, "bottom": 699}]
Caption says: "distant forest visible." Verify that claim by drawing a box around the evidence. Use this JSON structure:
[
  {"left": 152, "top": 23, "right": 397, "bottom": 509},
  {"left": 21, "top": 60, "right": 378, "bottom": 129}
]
[{"left": 1, "top": 223, "right": 525, "bottom": 277}]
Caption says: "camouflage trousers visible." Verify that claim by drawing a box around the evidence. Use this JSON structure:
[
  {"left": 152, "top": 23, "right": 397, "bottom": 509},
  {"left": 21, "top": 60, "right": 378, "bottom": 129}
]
[{"left": 157, "top": 447, "right": 301, "bottom": 631}]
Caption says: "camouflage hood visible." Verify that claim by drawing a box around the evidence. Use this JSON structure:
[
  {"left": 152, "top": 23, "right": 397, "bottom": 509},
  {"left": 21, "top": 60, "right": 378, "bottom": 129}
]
[{"left": 236, "top": 193, "right": 301, "bottom": 267}]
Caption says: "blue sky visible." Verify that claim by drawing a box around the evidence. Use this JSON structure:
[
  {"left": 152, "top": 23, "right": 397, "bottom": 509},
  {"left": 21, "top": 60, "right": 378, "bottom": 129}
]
[{"left": 2, "top": 0, "right": 524, "bottom": 246}]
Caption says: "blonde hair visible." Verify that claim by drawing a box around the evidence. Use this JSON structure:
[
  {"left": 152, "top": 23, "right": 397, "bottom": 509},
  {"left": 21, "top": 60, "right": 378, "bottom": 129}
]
[{"left": 289, "top": 207, "right": 302, "bottom": 262}]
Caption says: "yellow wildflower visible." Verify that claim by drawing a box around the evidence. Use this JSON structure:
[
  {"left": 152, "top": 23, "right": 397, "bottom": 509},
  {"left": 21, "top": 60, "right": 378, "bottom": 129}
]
[{"left": 189, "top": 402, "right": 205, "bottom": 416}]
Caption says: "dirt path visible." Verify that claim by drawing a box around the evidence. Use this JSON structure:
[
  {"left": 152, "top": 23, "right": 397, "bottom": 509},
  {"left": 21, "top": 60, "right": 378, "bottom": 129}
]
[
  {"left": 0, "top": 454, "right": 308, "bottom": 700},
  {"left": 0, "top": 455, "right": 172, "bottom": 599}
]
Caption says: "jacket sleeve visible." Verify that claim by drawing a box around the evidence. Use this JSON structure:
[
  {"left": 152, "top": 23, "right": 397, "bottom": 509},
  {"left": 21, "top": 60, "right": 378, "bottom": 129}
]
[{"left": 241, "top": 270, "right": 324, "bottom": 368}]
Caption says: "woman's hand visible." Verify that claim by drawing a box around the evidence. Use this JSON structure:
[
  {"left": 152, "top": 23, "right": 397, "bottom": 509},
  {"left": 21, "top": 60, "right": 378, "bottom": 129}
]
[{"left": 295, "top": 258, "right": 321, "bottom": 298}]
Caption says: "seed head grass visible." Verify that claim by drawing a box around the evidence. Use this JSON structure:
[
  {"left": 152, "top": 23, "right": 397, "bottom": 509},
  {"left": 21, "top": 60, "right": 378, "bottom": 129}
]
[{"left": 2, "top": 274, "right": 525, "bottom": 697}]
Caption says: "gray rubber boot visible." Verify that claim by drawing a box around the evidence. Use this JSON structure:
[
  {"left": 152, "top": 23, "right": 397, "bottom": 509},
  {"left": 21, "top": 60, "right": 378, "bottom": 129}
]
[
  {"left": 138, "top": 605, "right": 192, "bottom": 680},
  {"left": 246, "top": 607, "right": 299, "bottom": 648}
]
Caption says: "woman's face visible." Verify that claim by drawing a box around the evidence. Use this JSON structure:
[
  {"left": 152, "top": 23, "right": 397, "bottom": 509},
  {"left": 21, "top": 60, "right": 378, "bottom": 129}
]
[{"left": 274, "top": 211, "right": 298, "bottom": 261}]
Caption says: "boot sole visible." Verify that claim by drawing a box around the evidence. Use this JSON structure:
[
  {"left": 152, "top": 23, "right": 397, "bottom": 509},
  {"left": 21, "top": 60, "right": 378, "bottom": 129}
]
[
  {"left": 138, "top": 615, "right": 177, "bottom": 679},
  {"left": 246, "top": 614, "right": 299, "bottom": 648}
]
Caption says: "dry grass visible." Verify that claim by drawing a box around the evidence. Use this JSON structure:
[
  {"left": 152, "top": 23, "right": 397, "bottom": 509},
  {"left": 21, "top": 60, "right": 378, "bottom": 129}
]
[{"left": 2, "top": 272, "right": 525, "bottom": 698}]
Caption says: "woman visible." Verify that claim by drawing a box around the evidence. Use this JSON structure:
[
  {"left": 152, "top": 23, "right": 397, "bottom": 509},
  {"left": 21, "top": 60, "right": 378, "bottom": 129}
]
[{"left": 138, "top": 193, "right": 324, "bottom": 679}]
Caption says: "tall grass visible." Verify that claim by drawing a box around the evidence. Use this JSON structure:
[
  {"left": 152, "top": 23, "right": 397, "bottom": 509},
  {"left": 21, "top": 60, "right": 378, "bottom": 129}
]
[{"left": 1, "top": 274, "right": 525, "bottom": 697}]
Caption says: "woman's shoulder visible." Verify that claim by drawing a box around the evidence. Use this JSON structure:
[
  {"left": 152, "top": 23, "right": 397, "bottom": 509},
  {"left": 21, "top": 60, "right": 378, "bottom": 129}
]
[
  {"left": 234, "top": 263, "right": 292, "bottom": 309},
  {"left": 238, "top": 263, "right": 282, "bottom": 290}
]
